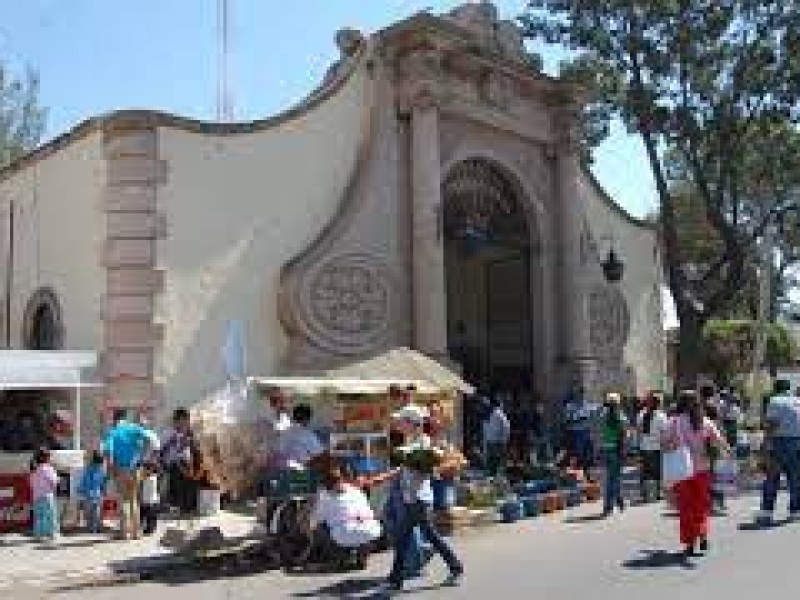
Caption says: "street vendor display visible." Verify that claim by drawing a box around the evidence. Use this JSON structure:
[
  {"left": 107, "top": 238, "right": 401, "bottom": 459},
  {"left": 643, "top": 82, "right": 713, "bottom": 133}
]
[{"left": 0, "top": 351, "right": 99, "bottom": 532}]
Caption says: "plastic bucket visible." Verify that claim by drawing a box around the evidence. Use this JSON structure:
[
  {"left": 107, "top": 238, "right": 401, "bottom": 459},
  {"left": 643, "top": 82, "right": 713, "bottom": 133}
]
[
  {"left": 566, "top": 489, "right": 582, "bottom": 508},
  {"left": 346, "top": 456, "right": 388, "bottom": 477},
  {"left": 500, "top": 500, "right": 524, "bottom": 523},
  {"left": 521, "top": 496, "right": 540, "bottom": 518}
]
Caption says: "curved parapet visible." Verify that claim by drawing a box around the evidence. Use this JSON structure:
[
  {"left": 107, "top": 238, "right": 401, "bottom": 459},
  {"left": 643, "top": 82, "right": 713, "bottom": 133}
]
[
  {"left": 150, "top": 33, "right": 376, "bottom": 412},
  {"left": 276, "top": 52, "right": 381, "bottom": 361},
  {"left": 0, "top": 29, "right": 368, "bottom": 182}
]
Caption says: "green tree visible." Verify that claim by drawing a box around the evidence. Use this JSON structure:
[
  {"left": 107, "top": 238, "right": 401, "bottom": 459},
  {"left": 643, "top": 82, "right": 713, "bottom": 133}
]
[
  {"left": 701, "top": 319, "right": 796, "bottom": 384},
  {"left": 0, "top": 64, "right": 46, "bottom": 167},
  {"left": 521, "top": 1, "right": 800, "bottom": 384}
]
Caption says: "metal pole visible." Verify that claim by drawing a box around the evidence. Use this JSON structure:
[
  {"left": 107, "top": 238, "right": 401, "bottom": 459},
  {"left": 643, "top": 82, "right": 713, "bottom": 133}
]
[
  {"left": 5, "top": 198, "right": 12, "bottom": 348},
  {"left": 217, "top": 0, "right": 232, "bottom": 122},
  {"left": 74, "top": 383, "right": 81, "bottom": 450}
]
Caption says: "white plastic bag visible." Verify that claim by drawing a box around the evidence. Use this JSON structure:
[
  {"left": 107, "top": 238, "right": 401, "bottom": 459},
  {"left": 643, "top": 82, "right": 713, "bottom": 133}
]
[
  {"left": 662, "top": 419, "right": 694, "bottom": 489},
  {"left": 662, "top": 445, "right": 694, "bottom": 489}
]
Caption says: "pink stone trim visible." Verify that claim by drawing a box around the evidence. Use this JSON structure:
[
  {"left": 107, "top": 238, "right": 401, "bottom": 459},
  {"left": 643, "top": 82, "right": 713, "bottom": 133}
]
[
  {"left": 107, "top": 268, "right": 164, "bottom": 296},
  {"left": 104, "top": 186, "right": 157, "bottom": 212},
  {"left": 106, "top": 212, "right": 166, "bottom": 239},
  {"left": 105, "top": 322, "right": 164, "bottom": 349},
  {"left": 103, "top": 239, "right": 155, "bottom": 267},
  {"left": 107, "top": 157, "right": 168, "bottom": 187},
  {"left": 105, "top": 351, "right": 153, "bottom": 379},
  {"left": 102, "top": 125, "right": 165, "bottom": 409},
  {"left": 102, "top": 295, "right": 154, "bottom": 321}
]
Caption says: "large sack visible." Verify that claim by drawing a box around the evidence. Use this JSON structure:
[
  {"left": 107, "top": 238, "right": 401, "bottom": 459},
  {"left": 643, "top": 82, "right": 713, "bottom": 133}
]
[{"left": 189, "top": 382, "right": 275, "bottom": 496}]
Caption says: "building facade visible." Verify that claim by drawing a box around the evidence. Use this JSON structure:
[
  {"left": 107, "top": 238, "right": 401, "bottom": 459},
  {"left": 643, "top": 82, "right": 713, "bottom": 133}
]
[{"left": 0, "top": 3, "right": 665, "bottom": 433}]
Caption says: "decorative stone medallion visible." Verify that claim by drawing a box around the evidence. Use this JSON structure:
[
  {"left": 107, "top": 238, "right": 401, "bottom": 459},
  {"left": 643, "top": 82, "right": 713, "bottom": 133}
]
[
  {"left": 588, "top": 284, "right": 630, "bottom": 357},
  {"left": 305, "top": 254, "right": 391, "bottom": 352}
]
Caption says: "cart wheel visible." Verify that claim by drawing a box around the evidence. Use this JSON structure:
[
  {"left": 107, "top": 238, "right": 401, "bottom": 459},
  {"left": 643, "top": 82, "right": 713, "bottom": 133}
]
[{"left": 275, "top": 499, "right": 314, "bottom": 568}]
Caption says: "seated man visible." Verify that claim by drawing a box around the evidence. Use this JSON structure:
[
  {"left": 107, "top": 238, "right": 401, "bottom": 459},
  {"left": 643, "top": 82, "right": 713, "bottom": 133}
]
[
  {"left": 310, "top": 462, "right": 382, "bottom": 568},
  {"left": 279, "top": 404, "right": 325, "bottom": 470},
  {"left": 269, "top": 404, "right": 325, "bottom": 497}
]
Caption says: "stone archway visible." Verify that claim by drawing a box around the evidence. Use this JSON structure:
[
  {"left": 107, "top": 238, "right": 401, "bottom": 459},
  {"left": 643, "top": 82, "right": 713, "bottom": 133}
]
[
  {"left": 22, "top": 287, "right": 64, "bottom": 350},
  {"left": 442, "top": 158, "right": 535, "bottom": 394}
]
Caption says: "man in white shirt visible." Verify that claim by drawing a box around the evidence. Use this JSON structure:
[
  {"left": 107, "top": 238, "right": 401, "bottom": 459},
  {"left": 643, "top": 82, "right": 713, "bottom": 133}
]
[
  {"left": 483, "top": 397, "right": 511, "bottom": 477},
  {"left": 758, "top": 379, "right": 800, "bottom": 523},
  {"left": 636, "top": 392, "right": 668, "bottom": 503},
  {"left": 279, "top": 404, "right": 325, "bottom": 469}
]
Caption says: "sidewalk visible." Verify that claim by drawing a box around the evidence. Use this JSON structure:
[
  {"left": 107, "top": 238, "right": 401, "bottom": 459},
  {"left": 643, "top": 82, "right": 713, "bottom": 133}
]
[{"left": 0, "top": 511, "right": 256, "bottom": 592}]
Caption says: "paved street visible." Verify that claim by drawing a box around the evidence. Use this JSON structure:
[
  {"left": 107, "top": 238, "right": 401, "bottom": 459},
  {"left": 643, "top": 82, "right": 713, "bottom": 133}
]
[{"left": 8, "top": 492, "right": 793, "bottom": 599}]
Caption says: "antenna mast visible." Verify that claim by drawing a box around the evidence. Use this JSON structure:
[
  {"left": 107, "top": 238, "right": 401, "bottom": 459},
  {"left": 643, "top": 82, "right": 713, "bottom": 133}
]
[{"left": 217, "top": 0, "right": 233, "bottom": 122}]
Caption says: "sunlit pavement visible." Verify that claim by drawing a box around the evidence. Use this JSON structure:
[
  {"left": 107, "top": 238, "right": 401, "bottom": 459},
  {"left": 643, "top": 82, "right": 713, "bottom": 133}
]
[{"left": 27, "top": 491, "right": 797, "bottom": 600}]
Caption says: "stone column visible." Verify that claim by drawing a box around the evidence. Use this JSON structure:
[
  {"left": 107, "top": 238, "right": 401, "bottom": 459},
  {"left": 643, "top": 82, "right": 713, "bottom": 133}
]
[
  {"left": 554, "top": 109, "right": 594, "bottom": 391},
  {"left": 410, "top": 97, "right": 448, "bottom": 359},
  {"left": 103, "top": 123, "right": 167, "bottom": 423}
]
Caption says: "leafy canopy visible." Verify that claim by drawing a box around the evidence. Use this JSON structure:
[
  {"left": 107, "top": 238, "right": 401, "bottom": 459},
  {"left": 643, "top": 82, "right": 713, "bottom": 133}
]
[
  {"left": 521, "top": 1, "right": 800, "bottom": 381},
  {"left": 0, "top": 64, "right": 46, "bottom": 167}
]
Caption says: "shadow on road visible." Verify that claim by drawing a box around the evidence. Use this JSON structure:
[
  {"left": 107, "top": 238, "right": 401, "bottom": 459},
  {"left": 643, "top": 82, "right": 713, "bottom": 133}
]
[
  {"left": 290, "top": 576, "right": 387, "bottom": 599},
  {"left": 290, "top": 577, "right": 447, "bottom": 599},
  {"left": 738, "top": 518, "right": 792, "bottom": 532},
  {"left": 622, "top": 550, "right": 696, "bottom": 571}
]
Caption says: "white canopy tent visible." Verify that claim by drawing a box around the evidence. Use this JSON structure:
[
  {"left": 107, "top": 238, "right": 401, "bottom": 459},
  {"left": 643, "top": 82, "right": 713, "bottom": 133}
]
[
  {"left": 0, "top": 351, "right": 101, "bottom": 450},
  {"left": 324, "top": 347, "right": 475, "bottom": 394},
  {"left": 247, "top": 376, "right": 440, "bottom": 396}
]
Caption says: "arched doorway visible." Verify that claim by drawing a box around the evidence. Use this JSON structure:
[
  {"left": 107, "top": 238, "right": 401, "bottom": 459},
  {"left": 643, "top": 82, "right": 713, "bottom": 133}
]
[
  {"left": 22, "top": 288, "right": 64, "bottom": 350},
  {"left": 442, "top": 159, "right": 534, "bottom": 446}
]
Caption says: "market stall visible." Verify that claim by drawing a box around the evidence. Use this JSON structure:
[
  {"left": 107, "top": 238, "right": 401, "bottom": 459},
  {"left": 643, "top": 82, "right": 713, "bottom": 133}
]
[
  {"left": 187, "top": 350, "right": 472, "bottom": 510},
  {"left": 0, "top": 350, "right": 99, "bottom": 532},
  {"left": 324, "top": 347, "right": 474, "bottom": 452},
  {"left": 247, "top": 377, "right": 442, "bottom": 474}
]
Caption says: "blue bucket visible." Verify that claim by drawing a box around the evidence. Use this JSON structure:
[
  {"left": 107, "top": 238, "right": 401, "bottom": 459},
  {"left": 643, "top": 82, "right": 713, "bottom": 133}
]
[
  {"left": 500, "top": 500, "right": 524, "bottom": 523},
  {"left": 566, "top": 489, "right": 582, "bottom": 508},
  {"left": 521, "top": 496, "right": 540, "bottom": 518},
  {"left": 346, "top": 456, "right": 388, "bottom": 477}
]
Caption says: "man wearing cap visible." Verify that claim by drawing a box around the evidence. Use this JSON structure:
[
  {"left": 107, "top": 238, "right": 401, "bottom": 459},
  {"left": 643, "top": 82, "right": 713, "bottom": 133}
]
[{"left": 386, "top": 438, "right": 463, "bottom": 592}]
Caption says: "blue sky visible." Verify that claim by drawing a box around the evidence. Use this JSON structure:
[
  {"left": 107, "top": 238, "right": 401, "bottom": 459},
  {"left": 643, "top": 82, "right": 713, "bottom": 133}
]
[{"left": 1, "top": 0, "right": 657, "bottom": 217}]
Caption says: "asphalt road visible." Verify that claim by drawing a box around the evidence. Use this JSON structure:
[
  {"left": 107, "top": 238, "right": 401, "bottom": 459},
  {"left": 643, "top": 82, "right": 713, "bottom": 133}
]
[{"left": 11, "top": 493, "right": 800, "bottom": 599}]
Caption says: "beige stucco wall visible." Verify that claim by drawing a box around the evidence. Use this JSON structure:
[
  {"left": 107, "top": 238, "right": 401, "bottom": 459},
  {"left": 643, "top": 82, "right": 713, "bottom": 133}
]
[
  {"left": 154, "top": 59, "right": 369, "bottom": 415},
  {"left": 579, "top": 176, "right": 667, "bottom": 393},
  {"left": 0, "top": 132, "right": 106, "bottom": 352}
]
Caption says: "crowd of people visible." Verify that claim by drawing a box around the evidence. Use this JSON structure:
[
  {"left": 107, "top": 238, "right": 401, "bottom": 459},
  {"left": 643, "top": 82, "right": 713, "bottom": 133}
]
[{"left": 20, "top": 376, "right": 800, "bottom": 589}]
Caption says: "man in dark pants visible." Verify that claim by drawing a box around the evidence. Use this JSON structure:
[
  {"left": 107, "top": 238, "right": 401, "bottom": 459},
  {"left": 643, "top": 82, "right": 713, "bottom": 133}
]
[
  {"left": 386, "top": 456, "right": 463, "bottom": 592},
  {"left": 160, "top": 408, "right": 197, "bottom": 515},
  {"left": 757, "top": 379, "right": 800, "bottom": 525}
]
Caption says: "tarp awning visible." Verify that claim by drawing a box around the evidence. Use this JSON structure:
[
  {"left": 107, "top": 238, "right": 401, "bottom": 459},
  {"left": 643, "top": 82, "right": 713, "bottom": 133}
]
[
  {"left": 0, "top": 351, "right": 100, "bottom": 390},
  {"left": 324, "top": 347, "right": 474, "bottom": 394},
  {"left": 248, "top": 377, "right": 439, "bottom": 395}
]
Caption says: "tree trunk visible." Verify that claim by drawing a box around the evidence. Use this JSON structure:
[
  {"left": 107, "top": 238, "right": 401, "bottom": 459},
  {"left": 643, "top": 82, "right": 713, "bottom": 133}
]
[{"left": 675, "top": 310, "right": 705, "bottom": 393}]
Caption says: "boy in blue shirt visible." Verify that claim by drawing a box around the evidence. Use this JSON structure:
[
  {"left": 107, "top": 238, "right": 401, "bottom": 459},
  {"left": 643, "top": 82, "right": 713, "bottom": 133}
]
[{"left": 78, "top": 451, "right": 107, "bottom": 533}]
